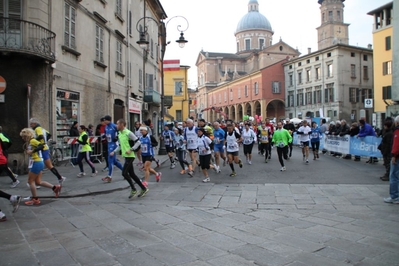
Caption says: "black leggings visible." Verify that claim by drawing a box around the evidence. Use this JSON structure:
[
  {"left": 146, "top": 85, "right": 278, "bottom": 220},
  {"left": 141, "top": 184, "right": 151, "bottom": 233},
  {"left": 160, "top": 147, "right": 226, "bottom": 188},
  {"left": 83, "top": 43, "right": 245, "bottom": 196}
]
[
  {"left": 0, "top": 164, "right": 17, "bottom": 182},
  {"left": 276, "top": 146, "right": 288, "bottom": 167},
  {"left": 311, "top": 141, "right": 320, "bottom": 151},
  {"left": 176, "top": 149, "right": 189, "bottom": 169},
  {"left": 259, "top": 143, "right": 269, "bottom": 159},
  {"left": 123, "top": 158, "right": 146, "bottom": 190},
  {"left": 243, "top": 143, "right": 254, "bottom": 155},
  {"left": 199, "top": 154, "right": 211, "bottom": 170},
  {"left": 0, "top": 190, "right": 11, "bottom": 200},
  {"left": 77, "top": 152, "right": 96, "bottom": 173}
]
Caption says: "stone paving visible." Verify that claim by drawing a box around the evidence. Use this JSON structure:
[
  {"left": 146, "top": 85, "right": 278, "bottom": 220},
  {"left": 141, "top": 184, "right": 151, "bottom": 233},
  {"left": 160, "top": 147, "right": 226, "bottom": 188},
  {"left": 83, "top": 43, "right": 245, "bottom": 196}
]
[{"left": 0, "top": 152, "right": 398, "bottom": 265}]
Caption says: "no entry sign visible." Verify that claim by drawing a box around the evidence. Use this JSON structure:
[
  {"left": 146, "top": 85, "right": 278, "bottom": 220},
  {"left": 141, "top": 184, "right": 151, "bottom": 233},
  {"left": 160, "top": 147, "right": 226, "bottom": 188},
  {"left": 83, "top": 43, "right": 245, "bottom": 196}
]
[{"left": 0, "top": 76, "right": 6, "bottom": 93}]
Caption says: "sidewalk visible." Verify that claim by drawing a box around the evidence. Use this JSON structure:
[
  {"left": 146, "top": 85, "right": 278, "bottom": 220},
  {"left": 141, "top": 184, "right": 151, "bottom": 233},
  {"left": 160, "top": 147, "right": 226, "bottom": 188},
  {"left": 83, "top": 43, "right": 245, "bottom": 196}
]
[{"left": 2, "top": 154, "right": 170, "bottom": 199}]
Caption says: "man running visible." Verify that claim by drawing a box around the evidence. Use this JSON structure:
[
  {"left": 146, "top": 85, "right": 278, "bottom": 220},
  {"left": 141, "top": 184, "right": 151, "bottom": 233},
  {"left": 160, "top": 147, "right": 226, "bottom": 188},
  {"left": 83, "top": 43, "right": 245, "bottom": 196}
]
[
  {"left": 271, "top": 122, "right": 292, "bottom": 171},
  {"left": 160, "top": 124, "right": 176, "bottom": 169},
  {"left": 184, "top": 119, "right": 198, "bottom": 176},
  {"left": 297, "top": 120, "right": 312, "bottom": 164},
  {"left": 212, "top": 122, "right": 226, "bottom": 173},
  {"left": 101, "top": 115, "right": 123, "bottom": 183},
  {"left": 140, "top": 126, "right": 161, "bottom": 187}
]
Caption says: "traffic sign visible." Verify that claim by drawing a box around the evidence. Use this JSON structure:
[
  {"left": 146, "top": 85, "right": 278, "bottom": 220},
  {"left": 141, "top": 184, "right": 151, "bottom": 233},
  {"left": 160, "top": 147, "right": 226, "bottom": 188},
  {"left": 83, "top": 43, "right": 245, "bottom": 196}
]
[
  {"left": 364, "top": 98, "right": 373, "bottom": 108},
  {"left": 0, "top": 76, "right": 6, "bottom": 93}
]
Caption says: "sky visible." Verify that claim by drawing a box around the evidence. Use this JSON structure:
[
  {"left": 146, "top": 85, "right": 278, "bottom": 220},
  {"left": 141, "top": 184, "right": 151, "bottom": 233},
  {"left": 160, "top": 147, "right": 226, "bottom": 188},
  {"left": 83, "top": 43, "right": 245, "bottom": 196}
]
[{"left": 159, "top": 0, "right": 389, "bottom": 86}]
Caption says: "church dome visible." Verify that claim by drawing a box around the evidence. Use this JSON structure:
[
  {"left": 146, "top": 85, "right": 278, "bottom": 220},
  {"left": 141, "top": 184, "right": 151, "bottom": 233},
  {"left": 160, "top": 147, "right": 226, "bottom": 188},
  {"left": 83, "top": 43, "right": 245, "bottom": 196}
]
[{"left": 235, "top": 0, "right": 272, "bottom": 34}]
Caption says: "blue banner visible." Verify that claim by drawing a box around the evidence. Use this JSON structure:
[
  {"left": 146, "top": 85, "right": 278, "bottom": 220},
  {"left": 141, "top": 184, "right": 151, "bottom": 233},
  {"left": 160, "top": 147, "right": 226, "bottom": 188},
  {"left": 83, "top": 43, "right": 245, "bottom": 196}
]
[{"left": 349, "top": 136, "right": 382, "bottom": 158}]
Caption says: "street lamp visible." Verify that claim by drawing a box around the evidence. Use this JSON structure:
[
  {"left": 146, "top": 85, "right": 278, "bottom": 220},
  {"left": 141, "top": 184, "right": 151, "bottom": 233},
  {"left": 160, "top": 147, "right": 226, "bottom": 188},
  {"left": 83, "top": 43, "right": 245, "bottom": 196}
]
[{"left": 136, "top": 16, "right": 189, "bottom": 155}]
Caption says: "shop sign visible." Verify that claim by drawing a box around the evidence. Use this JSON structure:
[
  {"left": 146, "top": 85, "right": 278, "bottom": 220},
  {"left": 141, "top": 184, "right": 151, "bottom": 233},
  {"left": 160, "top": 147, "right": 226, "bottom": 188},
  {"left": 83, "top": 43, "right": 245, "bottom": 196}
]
[
  {"left": 57, "top": 90, "right": 80, "bottom": 100},
  {"left": 129, "top": 98, "right": 141, "bottom": 114}
]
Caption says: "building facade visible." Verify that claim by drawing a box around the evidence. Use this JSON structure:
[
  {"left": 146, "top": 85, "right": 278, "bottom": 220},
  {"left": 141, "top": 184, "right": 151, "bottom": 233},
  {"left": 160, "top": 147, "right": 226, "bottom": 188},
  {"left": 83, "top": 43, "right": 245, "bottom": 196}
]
[
  {"left": 195, "top": 0, "right": 299, "bottom": 122},
  {"left": 284, "top": 0, "right": 374, "bottom": 123},
  {"left": 368, "top": 2, "right": 396, "bottom": 123},
  {"left": 163, "top": 60, "right": 190, "bottom": 122},
  {"left": 0, "top": 0, "right": 166, "bottom": 168}
]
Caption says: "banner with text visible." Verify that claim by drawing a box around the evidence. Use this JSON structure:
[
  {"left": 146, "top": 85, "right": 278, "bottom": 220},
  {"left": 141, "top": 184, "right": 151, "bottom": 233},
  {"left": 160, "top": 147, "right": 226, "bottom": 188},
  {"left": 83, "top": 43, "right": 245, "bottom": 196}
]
[{"left": 323, "top": 135, "right": 350, "bottom": 154}]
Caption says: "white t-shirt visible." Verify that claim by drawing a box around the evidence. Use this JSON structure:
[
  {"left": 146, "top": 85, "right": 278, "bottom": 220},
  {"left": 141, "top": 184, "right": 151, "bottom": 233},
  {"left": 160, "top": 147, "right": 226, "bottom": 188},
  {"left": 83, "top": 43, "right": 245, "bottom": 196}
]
[
  {"left": 297, "top": 125, "right": 311, "bottom": 142},
  {"left": 242, "top": 129, "right": 257, "bottom": 145},
  {"left": 226, "top": 131, "right": 240, "bottom": 152},
  {"left": 185, "top": 126, "right": 198, "bottom": 150},
  {"left": 197, "top": 136, "right": 212, "bottom": 156}
]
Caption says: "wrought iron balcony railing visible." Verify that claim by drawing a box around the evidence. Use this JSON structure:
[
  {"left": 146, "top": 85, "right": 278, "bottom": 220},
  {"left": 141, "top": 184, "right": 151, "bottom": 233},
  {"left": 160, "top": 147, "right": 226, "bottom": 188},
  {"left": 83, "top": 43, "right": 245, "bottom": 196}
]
[{"left": 0, "top": 17, "right": 56, "bottom": 62}]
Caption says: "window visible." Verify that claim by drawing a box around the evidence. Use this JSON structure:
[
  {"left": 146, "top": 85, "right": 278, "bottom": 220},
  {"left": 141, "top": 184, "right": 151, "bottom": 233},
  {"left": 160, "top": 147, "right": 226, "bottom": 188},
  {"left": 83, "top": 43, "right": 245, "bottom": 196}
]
[
  {"left": 351, "top": 52, "right": 355, "bottom": 57},
  {"left": 327, "top": 64, "right": 333, "bottom": 77},
  {"left": 350, "top": 64, "right": 356, "bottom": 78},
  {"left": 349, "top": 88, "right": 358, "bottom": 103},
  {"left": 150, "top": 39, "right": 154, "bottom": 57},
  {"left": 289, "top": 74, "right": 293, "bottom": 86},
  {"left": 126, "top": 61, "right": 131, "bottom": 86},
  {"left": 383, "top": 61, "right": 392, "bottom": 75},
  {"left": 315, "top": 86, "right": 322, "bottom": 103},
  {"left": 254, "top": 82, "right": 259, "bottom": 95},
  {"left": 306, "top": 69, "right": 311, "bottom": 82},
  {"left": 324, "top": 83, "right": 334, "bottom": 102},
  {"left": 128, "top": 11, "right": 132, "bottom": 35},
  {"left": 245, "top": 85, "right": 248, "bottom": 97},
  {"left": 238, "top": 88, "right": 241, "bottom": 98},
  {"left": 386, "top": 36, "right": 391, "bottom": 50},
  {"left": 327, "top": 52, "right": 331, "bottom": 57},
  {"left": 230, "top": 89, "right": 233, "bottom": 101},
  {"left": 383, "top": 86, "right": 392, "bottom": 100},
  {"left": 306, "top": 91, "right": 312, "bottom": 105},
  {"left": 337, "top": 10, "right": 341, "bottom": 21},
  {"left": 146, "top": 73, "right": 154, "bottom": 89},
  {"left": 139, "top": 69, "right": 143, "bottom": 90},
  {"left": 176, "top": 110, "right": 182, "bottom": 122},
  {"left": 363, "top": 66, "right": 369, "bottom": 80},
  {"left": 259, "top": 39, "right": 264, "bottom": 49},
  {"left": 116, "top": 0, "right": 122, "bottom": 17},
  {"left": 328, "top": 11, "right": 333, "bottom": 20},
  {"left": 315, "top": 67, "right": 320, "bottom": 80},
  {"left": 95, "top": 24, "right": 104, "bottom": 62},
  {"left": 272, "top": 82, "right": 280, "bottom": 93},
  {"left": 306, "top": 59, "right": 310, "bottom": 64},
  {"left": 315, "top": 56, "right": 319, "bottom": 61},
  {"left": 298, "top": 72, "right": 302, "bottom": 84},
  {"left": 289, "top": 65, "right": 292, "bottom": 69},
  {"left": 224, "top": 91, "right": 227, "bottom": 102},
  {"left": 361, "top": 89, "right": 367, "bottom": 103},
  {"left": 363, "top": 55, "right": 368, "bottom": 61},
  {"left": 174, "top": 81, "right": 182, "bottom": 96},
  {"left": 245, "top": 39, "right": 250, "bottom": 50},
  {"left": 116, "top": 40, "right": 123, "bottom": 72},
  {"left": 64, "top": 2, "right": 76, "bottom": 49},
  {"left": 297, "top": 90, "right": 304, "bottom": 106},
  {"left": 298, "top": 62, "right": 302, "bottom": 67},
  {"left": 288, "top": 93, "right": 294, "bottom": 107}
]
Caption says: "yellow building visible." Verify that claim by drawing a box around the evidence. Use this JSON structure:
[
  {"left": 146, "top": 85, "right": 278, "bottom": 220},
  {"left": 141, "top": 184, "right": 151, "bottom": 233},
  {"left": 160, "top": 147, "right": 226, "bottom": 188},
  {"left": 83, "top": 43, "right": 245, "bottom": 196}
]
[
  {"left": 164, "top": 60, "right": 190, "bottom": 122},
  {"left": 368, "top": 2, "right": 393, "bottom": 126}
]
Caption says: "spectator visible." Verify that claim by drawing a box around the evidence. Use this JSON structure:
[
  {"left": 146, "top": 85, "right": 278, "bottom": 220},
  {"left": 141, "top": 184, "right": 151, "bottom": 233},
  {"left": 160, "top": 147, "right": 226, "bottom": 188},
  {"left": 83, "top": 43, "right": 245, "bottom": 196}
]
[
  {"left": 383, "top": 115, "right": 399, "bottom": 204},
  {"left": 69, "top": 121, "right": 79, "bottom": 165},
  {"left": 379, "top": 120, "right": 393, "bottom": 181},
  {"left": 87, "top": 124, "right": 94, "bottom": 136},
  {"left": 357, "top": 119, "right": 378, "bottom": 163},
  {"left": 349, "top": 122, "right": 361, "bottom": 161},
  {"left": 339, "top": 119, "right": 351, "bottom": 159}
]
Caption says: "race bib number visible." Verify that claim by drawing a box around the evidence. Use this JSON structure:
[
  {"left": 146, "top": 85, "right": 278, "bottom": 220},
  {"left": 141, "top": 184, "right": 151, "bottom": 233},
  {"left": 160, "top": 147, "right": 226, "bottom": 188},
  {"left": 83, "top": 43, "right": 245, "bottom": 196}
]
[
  {"left": 188, "top": 139, "right": 195, "bottom": 144},
  {"left": 261, "top": 136, "right": 268, "bottom": 141},
  {"left": 243, "top": 138, "right": 252, "bottom": 145},
  {"left": 141, "top": 145, "right": 148, "bottom": 153},
  {"left": 199, "top": 148, "right": 207, "bottom": 155},
  {"left": 106, "top": 134, "right": 112, "bottom": 142},
  {"left": 278, "top": 142, "right": 285, "bottom": 148},
  {"left": 165, "top": 139, "right": 170, "bottom": 145},
  {"left": 228, "top": 144, "right": 238, "bottom": 150},
  {"left": 28, "top": 159, "right": 33, "bottom": 169}
]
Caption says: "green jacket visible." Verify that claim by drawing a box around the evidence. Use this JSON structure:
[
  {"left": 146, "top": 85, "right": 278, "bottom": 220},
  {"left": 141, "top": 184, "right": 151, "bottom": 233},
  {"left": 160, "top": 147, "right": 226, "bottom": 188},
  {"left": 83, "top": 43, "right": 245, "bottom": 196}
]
[
  {"left": 271, "top": 128, "right": 292, "bottom": 147},
  {"left": 117, "top": 129, "right": 136, "bottom": 158}
]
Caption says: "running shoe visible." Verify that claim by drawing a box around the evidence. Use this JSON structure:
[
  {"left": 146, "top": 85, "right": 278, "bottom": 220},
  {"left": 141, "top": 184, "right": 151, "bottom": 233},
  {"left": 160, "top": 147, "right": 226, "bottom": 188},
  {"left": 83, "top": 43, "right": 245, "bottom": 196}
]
[
  {"left": 142, "top": 181, "right": 148, "bottom": 188},
  {"left": 306, "top": 160, "right": 309, "bottom": 164},
  {"left": 138, "top": 188, "right": 149, "bottom": 198},
  {"left": 77, "top": 172, "right": 86, "bottom": 177},
  {"left": 268, "top": 155, "right": 271, "bottom": 160},
  {"left": 0, "top": 211, "right": 6, "bottom": 222},
  {"left": 59, "top": 176, "right": 66, "bottom": 185},
  {"left": 10, "top": 180, "right": 20, "bottom": 188},
  {"left": 238, "top": 160, "right": 243, "bottom": 168},
  {"left": 384, "top": 197, "right": 399, "bottom": 204},
  {"left": 248, "top": 160, "right": 252, "bottom": 165},
  {"left": 102, "top": 167, "right": 109, "bottom": 172},
  {"left": 136, "top": 161, "right": 143, "bottom": 167},
  {"left": 10, "top": 195, "right": 21, "bottom": 213},
  {"left": 129, "top": 189, "right": 137, "bottom": 199},
  {"left": 102, "top": 176, "right": 112, "bottom": 183},
  {"left": 91, "top": 170, "right": 98, "bottom": 177},
  {"left": 170, "top": 163, "right": 176, "bottom": 169},
  {"left": 188, "top": 171, "right": 194, "bottom": 177},
  {"left": 155, "top": 172, "right": 162, "bottom": 182},
  {"left": 265, "top": 159, "right": 268, "bottom": 163},
  {"left": 180, "top": 169, "right": 186, "bottom": 175},
  {"left": 217, "top": 166, "right": 221, "bottom": 173},
  {"left": 213, "top": 164, "right": 217, "bottom": 172},
  {"left": 53, "top": 185, "right": 61, "bottom": 198},
  {"left": 155, "top": 159, "right": 160, "bottom": 168},
  {"left": 280, "top": 166, "right": 286, "bottom": 171},
  {"left": 229, "top": 172, "right": 236, "bottom": 177},
  {"left": 25, "top": 198, "right": 41, "bottom": 205},
  {"left": 202, "top": 177, "right": 210, "bottom": 183}
]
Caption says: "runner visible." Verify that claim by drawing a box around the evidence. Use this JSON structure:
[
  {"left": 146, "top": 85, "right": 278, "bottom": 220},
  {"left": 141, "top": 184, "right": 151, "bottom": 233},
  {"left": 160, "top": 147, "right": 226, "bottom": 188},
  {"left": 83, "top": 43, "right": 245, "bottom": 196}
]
[
  {"left": 29, "top": 118, "right": 66, "bottom": 186},
  {"left": 310, "top": 121, "right": 322, "bottom": 160},
  {"left": 99, "top": 117, "right": 109, "bottom": 172},
  {"left": 225, "top": 124, "right": 243, "bottom": 177},
  {"left": 113, "top": 119, "right": 148, "bottom": 198},
  {"left": 133, "top": 121, "right": 143, "bottom": 167},
  {"left": 184, "top": 119, "right": 198, "bottom": 176},
  {"left": 197, "top": 127, "right": 214, "bottom": 183},
  {"left": 212, "top": 122, "right": 226, "bottom": 173},
  {"left": 0, "top": 137, "right": 19, "bottom": 188},
  {"left": 258, "top": 122, "right": 272, "bottom": 163},
  {"left": 297, "top": 120, "right": 312, "bottom": 164},
  {"left": 140, "top": 126, "right": 161, "bottom": 187},
  {"left": 101, "top": 115, "right": 123, "bottom": 183},
  {"left": 271, "top": 122, "right": 292, "bottom": 171},
  {"left": 173, "top": 128, "right": 190, "bottom": 175},
  {"left": 20, "top": 128, "right": 61, "bottom": 205},
  {"left": 160, "top": 124, "right": 176, "bottom": 169},
  {"left": 76, "top": 125, "right": 97, "bottom": 177},
  {"left": 265, "top": 118, "right": 275, "bottom": 159},
  {"left": 242, "top": 123, "right": 257, "bottom": 164},
  {"left": 283, "top": 119, "right": 295, "bottom": 157}
]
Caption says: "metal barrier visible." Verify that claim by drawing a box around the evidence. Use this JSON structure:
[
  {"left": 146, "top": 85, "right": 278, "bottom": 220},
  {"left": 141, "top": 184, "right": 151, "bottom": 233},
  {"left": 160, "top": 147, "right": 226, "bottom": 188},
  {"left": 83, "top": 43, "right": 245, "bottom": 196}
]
[{"left": 63, "top": 136, "right": 103, "bottom": 167}]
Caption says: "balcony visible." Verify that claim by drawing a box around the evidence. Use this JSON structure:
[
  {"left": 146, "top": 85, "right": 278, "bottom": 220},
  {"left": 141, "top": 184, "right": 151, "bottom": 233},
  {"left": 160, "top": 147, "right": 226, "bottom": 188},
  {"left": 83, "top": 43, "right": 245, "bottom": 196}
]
[
  {"left": 0, "top": 17, "right": 56, "bottom": 62},
  {"left": 164, "top": 95, "right": 173, "bottom": 107},
  {"left": 144, "top": 89, "right": 161, "bottom": 104}
]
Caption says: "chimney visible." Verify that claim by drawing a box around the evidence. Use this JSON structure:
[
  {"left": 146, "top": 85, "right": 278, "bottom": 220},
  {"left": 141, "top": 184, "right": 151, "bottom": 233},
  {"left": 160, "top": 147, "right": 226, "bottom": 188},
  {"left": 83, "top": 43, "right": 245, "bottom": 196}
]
[
  {"left": 367, "top": 44, "right": 372, "bottom": 49},
  {"left": 308, "top": 47, "right": 311, "bottom": 54}
]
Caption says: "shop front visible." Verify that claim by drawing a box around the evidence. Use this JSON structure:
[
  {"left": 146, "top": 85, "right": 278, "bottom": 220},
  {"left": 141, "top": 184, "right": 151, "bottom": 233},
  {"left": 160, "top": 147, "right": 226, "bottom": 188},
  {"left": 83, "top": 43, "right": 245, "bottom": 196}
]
[{"left": 129, "top": 98, "right": 141, "bottom": 129}]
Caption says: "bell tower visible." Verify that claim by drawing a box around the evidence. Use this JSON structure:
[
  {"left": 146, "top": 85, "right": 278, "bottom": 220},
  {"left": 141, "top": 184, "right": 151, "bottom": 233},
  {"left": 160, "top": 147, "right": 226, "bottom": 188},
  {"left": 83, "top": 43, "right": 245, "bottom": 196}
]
[{"left": 316, "top": 0, "right": 349, "bottom": 50}]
